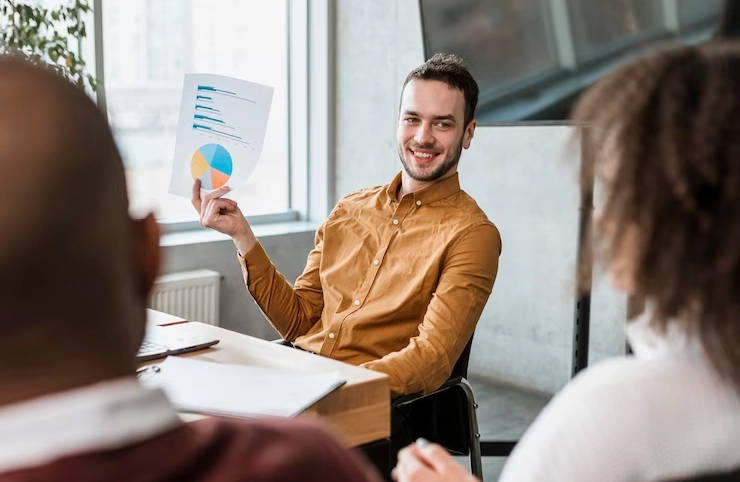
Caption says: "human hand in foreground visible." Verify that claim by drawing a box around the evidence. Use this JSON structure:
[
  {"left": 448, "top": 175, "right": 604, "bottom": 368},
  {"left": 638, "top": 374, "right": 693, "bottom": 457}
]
[{"left": 392, "top": 439, "right": 481, "bottom": 482}]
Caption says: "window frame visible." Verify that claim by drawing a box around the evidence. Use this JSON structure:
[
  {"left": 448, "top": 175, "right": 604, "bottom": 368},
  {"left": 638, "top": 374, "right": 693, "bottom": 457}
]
[
  {"left": 91, "top": 0, "right": 333, "bottom": 233},
  {"left": 471, "top": 0, "right": 720, "bottom": 124}
]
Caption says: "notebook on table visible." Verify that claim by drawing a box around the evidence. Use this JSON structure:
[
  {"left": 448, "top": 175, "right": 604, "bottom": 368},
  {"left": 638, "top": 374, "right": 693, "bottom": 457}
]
[{"left": 141, "top": 356, "right": 346, "bottom": 418}]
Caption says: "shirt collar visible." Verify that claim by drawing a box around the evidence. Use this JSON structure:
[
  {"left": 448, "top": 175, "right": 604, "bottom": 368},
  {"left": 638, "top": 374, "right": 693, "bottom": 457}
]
[
  {"left": 385, "top": 171, "right": 462, "bottom": 206},
  {"left": 0, "top": 377, "right": 181, "bottom": 474}
]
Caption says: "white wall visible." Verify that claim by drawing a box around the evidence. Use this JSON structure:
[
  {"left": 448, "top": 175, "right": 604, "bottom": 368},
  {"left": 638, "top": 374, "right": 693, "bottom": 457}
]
[
  {"left": 334, "top": 0, "right": 627, "bottom": 393},
  {"left": 334, "top": 0, "right": 423, "bottom": 197},
  {"left": 461, "top": 127, "right": 627, "bottom": 392}
]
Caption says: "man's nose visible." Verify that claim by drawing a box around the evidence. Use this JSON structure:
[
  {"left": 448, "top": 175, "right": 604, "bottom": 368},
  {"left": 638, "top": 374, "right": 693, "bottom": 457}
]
[{"left": 414, "top": 123, "right": 434, "bottom": 146}]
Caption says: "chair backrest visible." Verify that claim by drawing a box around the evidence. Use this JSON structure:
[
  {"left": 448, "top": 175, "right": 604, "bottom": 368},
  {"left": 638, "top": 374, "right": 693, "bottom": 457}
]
[
  {"left": 450, "top": 333, "right": 474, "bottom": 380},
  {"left": 662, "top": 468, "right": 740, "bottom": 482},
  {"left": 422, "top": 333, "right": 476, "bottom": 455}
]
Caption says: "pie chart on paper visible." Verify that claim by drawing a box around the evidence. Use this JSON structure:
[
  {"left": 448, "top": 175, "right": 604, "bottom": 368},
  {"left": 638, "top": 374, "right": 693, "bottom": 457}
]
[{"left": 191, "top": 143, "right": 233, "bottom": 190}]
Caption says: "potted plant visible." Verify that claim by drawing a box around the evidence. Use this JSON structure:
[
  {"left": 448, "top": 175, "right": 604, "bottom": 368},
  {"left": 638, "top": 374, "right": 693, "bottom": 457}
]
[{"left": 0, "top": 0, "right": 98, "bottom": 91}]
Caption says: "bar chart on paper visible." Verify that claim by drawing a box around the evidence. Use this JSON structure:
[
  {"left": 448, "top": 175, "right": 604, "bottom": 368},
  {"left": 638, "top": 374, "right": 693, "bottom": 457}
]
[
  {"left": 169, "top": 74, "right": 274, "bottom": 198},
  {"left": 191, "top": 85, "right": 255, "bottom": 145},
  {"left": 191, "top": 143, "right": 233, "bottom": 190}
]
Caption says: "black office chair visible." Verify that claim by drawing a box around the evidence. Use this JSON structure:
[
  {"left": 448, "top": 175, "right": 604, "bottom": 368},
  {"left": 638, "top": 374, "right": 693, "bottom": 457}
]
[
  {"left": 391, "top": 336, "right": 484, "bottom": 478},
  {"left": 272, "top": 335, "right": 517, "bottom": 479}
]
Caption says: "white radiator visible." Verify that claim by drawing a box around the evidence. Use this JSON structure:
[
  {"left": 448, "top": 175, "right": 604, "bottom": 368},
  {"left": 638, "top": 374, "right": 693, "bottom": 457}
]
[{"left": 148, "top": 269, "right": 221, "bottom": 326}]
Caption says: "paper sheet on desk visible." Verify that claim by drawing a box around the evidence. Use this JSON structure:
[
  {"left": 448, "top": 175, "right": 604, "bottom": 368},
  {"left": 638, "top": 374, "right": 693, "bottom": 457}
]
[{"left": 143, "top": 357, "right": 346, "bottom": 418}]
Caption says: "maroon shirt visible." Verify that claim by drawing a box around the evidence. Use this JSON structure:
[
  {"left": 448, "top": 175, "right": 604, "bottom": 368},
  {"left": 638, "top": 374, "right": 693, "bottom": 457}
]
[{"left": 0, "top": 418, "right": 383, "bottom": 482}]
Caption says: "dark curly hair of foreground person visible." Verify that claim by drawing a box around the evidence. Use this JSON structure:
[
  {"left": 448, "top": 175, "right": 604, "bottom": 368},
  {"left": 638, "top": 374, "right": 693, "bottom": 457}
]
[{"left": 573, "top": 41, "right": 740, "bottom": 391}]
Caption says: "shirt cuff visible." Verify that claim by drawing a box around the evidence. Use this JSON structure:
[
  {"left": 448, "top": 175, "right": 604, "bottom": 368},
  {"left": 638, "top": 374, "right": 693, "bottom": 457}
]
[
  {"left": 361, "top": 359, "right": 408, "bottom": 397},
  {"left": 238, "top": 242, "right": 273, "bottom": 282}
]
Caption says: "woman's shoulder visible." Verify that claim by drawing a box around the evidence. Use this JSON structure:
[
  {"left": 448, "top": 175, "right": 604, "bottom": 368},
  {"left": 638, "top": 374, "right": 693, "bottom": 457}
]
[
  {"left": 500, "top": 356, "right": 740, "bottom": 482},
  {"left": 555, "top": 354, "right": 717, "bottom": 414}
]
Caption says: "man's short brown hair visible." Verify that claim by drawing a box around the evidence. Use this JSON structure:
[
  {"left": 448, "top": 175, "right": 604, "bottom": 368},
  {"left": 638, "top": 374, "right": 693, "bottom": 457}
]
[{"left": 402, "top": 53, "right": 479, "bottom": 127}]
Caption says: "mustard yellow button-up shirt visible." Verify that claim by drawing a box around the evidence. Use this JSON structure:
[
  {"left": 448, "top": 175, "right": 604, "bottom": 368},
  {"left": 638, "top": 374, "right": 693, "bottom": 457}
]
[{"left": 239, "top": 172, "right": 501, "bottom": 396}]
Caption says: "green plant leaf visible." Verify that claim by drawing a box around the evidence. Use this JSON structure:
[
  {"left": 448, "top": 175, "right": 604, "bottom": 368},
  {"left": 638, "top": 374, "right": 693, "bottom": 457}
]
[{"left": 1, "top": 0, "right": 98, "bottom": 91}]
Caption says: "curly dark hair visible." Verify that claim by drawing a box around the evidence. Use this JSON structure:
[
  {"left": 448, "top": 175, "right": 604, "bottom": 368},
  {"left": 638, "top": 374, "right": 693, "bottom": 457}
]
[
  {"left": 402, "top": 53, "right": 479, "bottom": 127},
  {"left": 572, "top": 41, "right": 740, "bottom": 389}
]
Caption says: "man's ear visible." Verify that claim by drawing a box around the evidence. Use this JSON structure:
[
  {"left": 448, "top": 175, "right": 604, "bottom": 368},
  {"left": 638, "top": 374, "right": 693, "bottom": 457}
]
[
  {"left": 132, "top": 213, "right": 160, "bottom": 298},
  {"left": 463, "top": 119, "right": 477, "bottom": 150}
]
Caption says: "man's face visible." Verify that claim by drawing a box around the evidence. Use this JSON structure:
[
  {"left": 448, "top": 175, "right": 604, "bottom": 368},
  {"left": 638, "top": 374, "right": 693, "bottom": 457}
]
[{"left": 397, "top": 79, "right": 475, "bottom": 183}]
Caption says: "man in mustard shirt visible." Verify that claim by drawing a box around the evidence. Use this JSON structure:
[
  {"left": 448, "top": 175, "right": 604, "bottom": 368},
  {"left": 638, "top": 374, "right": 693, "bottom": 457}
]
[{"left": 193, "top": 53, "right": 501, "bottom": 398}]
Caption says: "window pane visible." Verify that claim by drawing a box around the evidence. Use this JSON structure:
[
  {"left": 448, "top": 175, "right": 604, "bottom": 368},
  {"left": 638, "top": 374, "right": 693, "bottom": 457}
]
[
  {"left": 103, "top": 0, "right": 288, "bottom": 221},
  {"left": 567, "top": 0, "right": 664, "bottom": 61},
  {"left": 677, "top": 0, "right": 723, "bottom": 28},
  {"left": 420, "top": 0, "right": 558, "bottom": 95}
]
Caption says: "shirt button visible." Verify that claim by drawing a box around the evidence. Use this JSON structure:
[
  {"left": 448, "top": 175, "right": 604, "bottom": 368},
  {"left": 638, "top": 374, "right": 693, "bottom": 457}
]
[
  {"left": 392, "top": 219, "right": 399, "bottom": 225},
  {"left": 354, "top": 299, "right": 360, "bottom": 306},
  {"left": 328, "top": 333, "right": 335, "bottom": 339},
  {"left": 416, "top": 200, "right": 421, "bottom": 206},
  {"left": 373, "top": 259, "right": 379, "bottom": 266}
]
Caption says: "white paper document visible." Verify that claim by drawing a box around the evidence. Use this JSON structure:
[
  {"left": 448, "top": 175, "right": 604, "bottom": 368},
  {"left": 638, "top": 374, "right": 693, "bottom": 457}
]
[
  {"left": 168, "top": 73, "right": 274, "bottom": 198},
  {"left": 143, "top": 357, "right": 346, "bottom": 419}
]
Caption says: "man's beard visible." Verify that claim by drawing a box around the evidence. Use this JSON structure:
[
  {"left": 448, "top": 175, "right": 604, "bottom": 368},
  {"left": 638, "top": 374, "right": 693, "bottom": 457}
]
[{"left": 398, "top": 136, "right": 464, "bottom": 183}]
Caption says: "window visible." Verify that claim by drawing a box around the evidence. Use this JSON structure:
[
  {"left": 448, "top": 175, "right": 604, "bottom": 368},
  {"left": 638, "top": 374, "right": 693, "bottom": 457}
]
[
  {"left": 100, "top": 0, "right": 289, "bottom": 221},
  {"left": 421, "top": 0, "right": 721, "bottom": 123},
  {"left": 567, "top": 0, "right": 665, "bottom": 61},
  {"left": 421, "top": 0, "right": 558, "bottom": 97},
  {"left": 677, "top": 0, "right": 724, "bottom": 28}
]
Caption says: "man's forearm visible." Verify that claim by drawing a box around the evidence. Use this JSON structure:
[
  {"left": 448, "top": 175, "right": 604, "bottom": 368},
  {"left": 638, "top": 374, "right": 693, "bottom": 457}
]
[{"left": 237, "top": 230, "right": 325, "bottom": 342}]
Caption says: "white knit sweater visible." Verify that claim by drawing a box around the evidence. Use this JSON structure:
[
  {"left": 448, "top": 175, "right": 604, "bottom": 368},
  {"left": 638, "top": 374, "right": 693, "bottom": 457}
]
[{"left": 498, "top": 312, "right": 740, "bottom": 482}]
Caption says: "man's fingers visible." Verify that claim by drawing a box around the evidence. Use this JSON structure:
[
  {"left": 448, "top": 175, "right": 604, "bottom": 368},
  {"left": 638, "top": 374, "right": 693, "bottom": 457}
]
[
  {"left": 214, "top": 199, "right": 238, "bottom": 212},
  {"left": 213, "top": 199, "right": 237, "bottom": 210},
  {"left": 202, "top": 199, "right": 237, "bottom": 221},
  {"left": 202, "top": 185, "right": 231, "bottom": 202},
  {"left": 191, "top": 179, "right": 202, "bottom": 212},
  {"left": 199, "top": 186, "right": 231, "bottom": 218}
]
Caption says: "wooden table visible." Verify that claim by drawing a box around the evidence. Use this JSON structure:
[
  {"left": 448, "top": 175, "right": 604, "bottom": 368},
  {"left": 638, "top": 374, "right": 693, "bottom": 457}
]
[
  {"left": 147, "top": 308, "right": 187, "bottom": 326},
  {"left": 154, "top": 320, "right": 391, "bottom": 448}
]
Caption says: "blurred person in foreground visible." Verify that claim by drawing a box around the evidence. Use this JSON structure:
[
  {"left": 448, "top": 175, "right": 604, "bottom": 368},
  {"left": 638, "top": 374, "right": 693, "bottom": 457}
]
[
  {"left": 394, "top": 41, "right": 740, "bottom": 482},
  {"left": 0, "top": 56, "right": 381, "bottom": 482}
]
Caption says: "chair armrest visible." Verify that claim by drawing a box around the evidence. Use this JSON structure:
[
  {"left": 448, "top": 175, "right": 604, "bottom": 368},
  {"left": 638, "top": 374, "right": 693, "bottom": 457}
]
[
  {"left": 392, "top": 376, "right": 465, "bottom": 409},
  {"left": 271, "top": 338, "right": 293, "bottom": 347}
]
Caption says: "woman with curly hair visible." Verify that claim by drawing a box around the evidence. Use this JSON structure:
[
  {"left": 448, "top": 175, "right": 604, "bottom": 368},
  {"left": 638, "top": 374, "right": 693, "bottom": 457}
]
[{"left": 394, "top": 41, "right": 740, "bottom": 482}]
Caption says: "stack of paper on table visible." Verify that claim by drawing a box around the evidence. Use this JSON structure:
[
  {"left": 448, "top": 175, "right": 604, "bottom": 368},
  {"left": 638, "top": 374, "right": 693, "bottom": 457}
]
[{"left": 143, "top": 356, "right": 346, "bottom": 419}]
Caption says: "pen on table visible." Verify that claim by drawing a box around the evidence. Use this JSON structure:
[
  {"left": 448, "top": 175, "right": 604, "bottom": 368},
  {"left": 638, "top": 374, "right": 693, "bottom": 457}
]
[{"left": 136, "top": 365, "right": 161, "bottom": 377}]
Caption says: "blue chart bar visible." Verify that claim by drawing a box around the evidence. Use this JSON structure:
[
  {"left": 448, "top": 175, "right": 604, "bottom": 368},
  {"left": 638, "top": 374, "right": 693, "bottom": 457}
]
[
  {"left": 194, "top": 114, "right": 227, "bottom": 125},
  {"left": 193, "top": 124, "right": 249, "bottom": 145},
  {"left": 196, "top": 84, "right": 255, "bottom": 103},
  {"left": 196, "top": 95, "right": 213, "bottom": 100},
  {"left": 197, "top": 85, "right": 236, "bottom": 95},
  {"left": 195, "top": 105, "right": 220, "bottom": 113}
]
